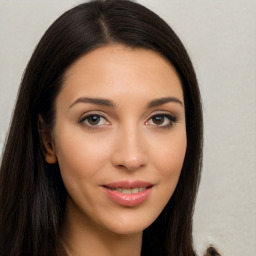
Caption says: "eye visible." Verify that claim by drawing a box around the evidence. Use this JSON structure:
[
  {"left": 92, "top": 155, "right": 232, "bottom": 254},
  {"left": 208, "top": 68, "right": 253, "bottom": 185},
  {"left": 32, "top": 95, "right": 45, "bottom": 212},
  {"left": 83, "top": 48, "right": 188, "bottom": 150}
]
[
  {"left": 80, "top": 114, "right": 110, "bottom": 127},
  {"left": 146, "top": 114, "right": 176, "bottom": 127}
]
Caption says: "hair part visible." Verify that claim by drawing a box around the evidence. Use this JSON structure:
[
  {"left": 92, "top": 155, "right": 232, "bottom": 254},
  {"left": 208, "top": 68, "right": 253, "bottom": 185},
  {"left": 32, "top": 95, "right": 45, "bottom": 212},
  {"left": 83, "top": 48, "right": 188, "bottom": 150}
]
[{"left": 0, "top": 1, "right": 203, "bottom": 255}]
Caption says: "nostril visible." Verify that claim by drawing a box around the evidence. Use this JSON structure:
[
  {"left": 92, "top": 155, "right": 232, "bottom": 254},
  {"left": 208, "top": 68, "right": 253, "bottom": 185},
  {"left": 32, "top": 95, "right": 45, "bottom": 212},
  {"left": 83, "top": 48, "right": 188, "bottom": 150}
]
[
  {"left": 111, "top": 141, "right": 148, "bottom": 171},
  {"left": 117, "top": 162, "right": 144, "bottom": 171}
]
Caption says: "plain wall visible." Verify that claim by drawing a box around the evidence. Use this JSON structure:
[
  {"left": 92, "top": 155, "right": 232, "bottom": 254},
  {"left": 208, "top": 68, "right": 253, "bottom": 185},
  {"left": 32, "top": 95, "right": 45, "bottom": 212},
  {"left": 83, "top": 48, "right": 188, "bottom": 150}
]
[{"left": 0, "top": 1, "right": 255, "bottom": 255}]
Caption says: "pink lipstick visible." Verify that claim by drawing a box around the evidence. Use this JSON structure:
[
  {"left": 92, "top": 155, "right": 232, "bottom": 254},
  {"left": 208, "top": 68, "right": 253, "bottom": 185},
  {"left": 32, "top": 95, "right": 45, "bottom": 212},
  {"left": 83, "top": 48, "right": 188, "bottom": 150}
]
[{"left": 102, "top": 181, "right": 153, "bottom": 207}]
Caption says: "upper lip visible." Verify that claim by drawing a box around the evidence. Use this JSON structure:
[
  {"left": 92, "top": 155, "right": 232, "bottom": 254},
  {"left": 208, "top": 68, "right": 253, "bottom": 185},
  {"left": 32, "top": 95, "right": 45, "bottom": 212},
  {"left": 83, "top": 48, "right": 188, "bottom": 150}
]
[{"left": 103, "top": 180, "right": 153, "bottom": 189}]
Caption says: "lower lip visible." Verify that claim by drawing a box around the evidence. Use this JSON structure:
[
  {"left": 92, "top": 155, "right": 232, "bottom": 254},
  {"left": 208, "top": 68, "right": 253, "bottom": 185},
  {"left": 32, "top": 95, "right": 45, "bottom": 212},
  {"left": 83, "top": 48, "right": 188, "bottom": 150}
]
[{"left": 102, "top": 187, "right": 152, "bottom": 207}]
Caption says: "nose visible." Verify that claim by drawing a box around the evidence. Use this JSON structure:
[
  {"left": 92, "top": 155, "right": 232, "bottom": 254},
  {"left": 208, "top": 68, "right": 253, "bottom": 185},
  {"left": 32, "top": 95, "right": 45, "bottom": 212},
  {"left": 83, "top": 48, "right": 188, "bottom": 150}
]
[{"left": 111, "top": 126, "right": 148, "bottom": 171}]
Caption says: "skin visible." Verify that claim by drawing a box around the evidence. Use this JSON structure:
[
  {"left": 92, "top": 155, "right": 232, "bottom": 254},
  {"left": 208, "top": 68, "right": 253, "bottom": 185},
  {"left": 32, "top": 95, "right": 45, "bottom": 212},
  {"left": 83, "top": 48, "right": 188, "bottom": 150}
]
[{"left": 43, "top": 45, "right": 187, "bottom": 256}]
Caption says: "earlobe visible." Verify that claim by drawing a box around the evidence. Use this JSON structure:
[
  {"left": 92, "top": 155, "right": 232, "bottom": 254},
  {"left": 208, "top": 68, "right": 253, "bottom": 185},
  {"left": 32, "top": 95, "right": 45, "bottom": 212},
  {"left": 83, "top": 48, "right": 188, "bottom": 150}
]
[
  {"left": 43, "top": 138, "right": 57, "bottom": 164},
  {"left": 44, "top": 151, "right": 57, "bottom": 164},
  {"left": 38, "top": 115, "right": 57, "bottom": 164}
]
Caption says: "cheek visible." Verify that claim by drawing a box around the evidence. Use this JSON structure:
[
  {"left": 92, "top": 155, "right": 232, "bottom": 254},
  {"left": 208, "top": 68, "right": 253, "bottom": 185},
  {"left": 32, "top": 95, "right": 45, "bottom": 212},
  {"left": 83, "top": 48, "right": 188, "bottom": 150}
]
[
  {"left": 54, "top": 126, "right": 111, "bottom": 175},
  {"left": 52, "top": 126, "right": 114, "bottom": 203},
  {"left": 151, "top": 129, "right": 187, "bottom": 179},
  {"left": 149, "top": 128, "right": 187, "bottom": 209},
  {"left": 142, "top": 129, "right": 186, "bottom": 224},
  {"left": 53, "top": 128, "right": 114, "bottom": 212}
]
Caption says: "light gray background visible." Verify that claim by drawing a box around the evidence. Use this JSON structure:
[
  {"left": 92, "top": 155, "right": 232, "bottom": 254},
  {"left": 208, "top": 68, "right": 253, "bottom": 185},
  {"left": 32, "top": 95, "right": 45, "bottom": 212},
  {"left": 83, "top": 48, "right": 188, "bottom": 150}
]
[{"left": 0, "top": 1, "right": 255, "bottom": 255}]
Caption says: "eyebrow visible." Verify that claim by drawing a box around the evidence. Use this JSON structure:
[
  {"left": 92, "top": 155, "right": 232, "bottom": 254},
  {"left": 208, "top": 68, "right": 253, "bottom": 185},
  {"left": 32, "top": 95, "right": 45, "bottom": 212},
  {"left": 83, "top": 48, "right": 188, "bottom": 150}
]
[
  {"left": 69, "top": 96, "right": 183, "bottom": 109},
  {"left": 69, "top": 97, "right": 116, "bottom": 108},
  {"left": 147, "top": 97, "right": 184, "bottom": 108}
]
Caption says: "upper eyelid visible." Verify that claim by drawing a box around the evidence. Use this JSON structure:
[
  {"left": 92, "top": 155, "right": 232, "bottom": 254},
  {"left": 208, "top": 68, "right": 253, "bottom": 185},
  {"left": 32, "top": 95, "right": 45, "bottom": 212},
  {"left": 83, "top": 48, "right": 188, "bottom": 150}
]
[
  {"left": 81, "top": 114, "right": 108, "bottom": 122},
  {"left": 79, "top": 111, "right": 109, "bottom": 121},
  {"left": 147, "top": 113, "right": 176, "bottom": 122},
  {"left": 147, "top": 110, "right": 176, "bottom": 119}
]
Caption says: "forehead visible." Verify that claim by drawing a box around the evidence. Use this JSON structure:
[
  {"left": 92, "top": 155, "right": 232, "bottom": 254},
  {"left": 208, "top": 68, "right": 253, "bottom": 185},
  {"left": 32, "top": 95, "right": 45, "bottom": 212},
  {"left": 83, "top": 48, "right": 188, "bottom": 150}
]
[{"left": 59, "top": 44, "right": 183, "bottom": 106}]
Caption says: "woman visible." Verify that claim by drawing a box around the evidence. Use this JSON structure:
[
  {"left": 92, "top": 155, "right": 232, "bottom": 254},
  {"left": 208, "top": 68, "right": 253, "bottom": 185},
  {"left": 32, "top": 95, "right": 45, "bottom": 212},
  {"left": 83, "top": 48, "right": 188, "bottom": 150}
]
[{"left": 0, "top": 0, "right": 205, "bottom": 255}]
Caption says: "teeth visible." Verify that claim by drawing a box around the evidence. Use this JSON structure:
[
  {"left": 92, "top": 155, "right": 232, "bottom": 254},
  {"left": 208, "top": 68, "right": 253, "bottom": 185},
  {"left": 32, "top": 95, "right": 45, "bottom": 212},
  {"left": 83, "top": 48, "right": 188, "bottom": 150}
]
[
  {"left": 132, "top": 188, "right": 139, "bottom": 194},
  {"left": 114, "top": 187, "right": 146, "bottom": 194}
]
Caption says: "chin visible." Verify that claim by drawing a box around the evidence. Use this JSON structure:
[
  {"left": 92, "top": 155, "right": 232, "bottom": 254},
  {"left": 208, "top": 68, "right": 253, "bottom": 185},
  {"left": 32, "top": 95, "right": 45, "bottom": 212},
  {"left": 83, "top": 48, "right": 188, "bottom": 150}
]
[
  {"left": 106, "top": 222, "right": 148, "bottom": 236},
  {"left": 97, "top": 209, "right": 160, "bottom": 236}
]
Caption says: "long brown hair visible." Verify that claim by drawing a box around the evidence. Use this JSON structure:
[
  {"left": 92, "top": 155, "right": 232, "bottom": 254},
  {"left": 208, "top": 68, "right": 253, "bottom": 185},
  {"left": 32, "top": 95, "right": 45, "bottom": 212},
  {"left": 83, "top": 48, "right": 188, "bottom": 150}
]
[{"left": 0, "top": 1, "right": 203, "bottom": 255}]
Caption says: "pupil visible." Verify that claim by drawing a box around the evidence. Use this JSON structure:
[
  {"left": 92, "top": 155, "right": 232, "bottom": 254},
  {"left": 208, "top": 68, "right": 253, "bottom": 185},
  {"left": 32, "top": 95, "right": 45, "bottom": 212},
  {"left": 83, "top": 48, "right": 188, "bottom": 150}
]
[
  {"left": 89, "top": 115, "right": 100, "bottom": 125},
  {"left": 153, "top": 116, "right": 164, "bottom": 125}
]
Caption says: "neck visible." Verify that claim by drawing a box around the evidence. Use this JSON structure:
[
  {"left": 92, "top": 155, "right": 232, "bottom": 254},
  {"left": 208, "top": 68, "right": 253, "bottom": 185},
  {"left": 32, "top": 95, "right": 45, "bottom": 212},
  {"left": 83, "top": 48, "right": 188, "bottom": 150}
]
[{"left": 62, "top": 199, "right": 143, "bottom": 256}]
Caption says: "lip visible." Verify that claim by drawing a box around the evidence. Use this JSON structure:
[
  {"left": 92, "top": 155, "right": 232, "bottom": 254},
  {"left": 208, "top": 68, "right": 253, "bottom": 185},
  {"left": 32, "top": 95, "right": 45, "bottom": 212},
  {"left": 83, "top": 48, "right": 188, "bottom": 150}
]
[
  {"left": 102, "top": 180, "right": 153, "bottom": 207},
  {"left": 104, "top": 180, "right": 153, "bottom": 189}
]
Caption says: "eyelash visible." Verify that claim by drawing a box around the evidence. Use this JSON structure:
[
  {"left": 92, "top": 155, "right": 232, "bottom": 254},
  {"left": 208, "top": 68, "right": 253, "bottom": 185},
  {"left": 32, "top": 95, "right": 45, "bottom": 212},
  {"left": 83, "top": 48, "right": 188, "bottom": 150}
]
[
  {"left": 79, "top": 113, "right": 110, "bottom": 130},
  {"left": 146, "top": 113, "right": 177, "bottom": 128},
  {"left": 79, "top": 112, "right": 177, "bottom": 130}
]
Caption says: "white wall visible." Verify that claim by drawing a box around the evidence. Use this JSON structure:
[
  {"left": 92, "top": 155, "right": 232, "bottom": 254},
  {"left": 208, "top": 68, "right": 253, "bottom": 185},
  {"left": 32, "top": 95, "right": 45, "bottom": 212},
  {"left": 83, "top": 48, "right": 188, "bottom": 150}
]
[{"left": 0, "top": 1, "right": 255, "bottom": 255}]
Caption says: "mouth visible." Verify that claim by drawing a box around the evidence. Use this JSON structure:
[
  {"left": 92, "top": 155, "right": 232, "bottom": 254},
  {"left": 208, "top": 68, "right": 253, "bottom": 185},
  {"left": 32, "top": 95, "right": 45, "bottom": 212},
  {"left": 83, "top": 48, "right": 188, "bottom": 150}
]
[
  {"left": 102, "top": 181, "right": 153, "bottom": 207},
  {"left": 105, "top": 187, "right": 148, "bottom": 194}
]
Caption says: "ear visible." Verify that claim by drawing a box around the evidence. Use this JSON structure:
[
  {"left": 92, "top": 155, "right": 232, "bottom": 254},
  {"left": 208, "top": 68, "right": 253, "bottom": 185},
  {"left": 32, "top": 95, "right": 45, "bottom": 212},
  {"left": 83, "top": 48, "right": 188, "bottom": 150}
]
[{"left": 38, "top": 115, "right": 57, "bottom": 164}]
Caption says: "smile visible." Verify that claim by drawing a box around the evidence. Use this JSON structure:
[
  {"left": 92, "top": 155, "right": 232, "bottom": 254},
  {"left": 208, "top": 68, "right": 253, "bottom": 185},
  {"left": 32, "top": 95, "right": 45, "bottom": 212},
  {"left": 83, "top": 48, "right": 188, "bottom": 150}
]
[
  {"left": 102, "top": 181, "right": 153, "bottom": 207},
  {"left": 107, "top": 187, "right": 147, "bottom": 194}
]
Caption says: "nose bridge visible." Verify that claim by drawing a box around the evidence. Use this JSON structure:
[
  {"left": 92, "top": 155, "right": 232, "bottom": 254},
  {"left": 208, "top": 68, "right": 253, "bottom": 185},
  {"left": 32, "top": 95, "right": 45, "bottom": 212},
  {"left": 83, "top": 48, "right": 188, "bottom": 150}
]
[{"left": 112, "top": 122, "right": 147, "bottom": 171}]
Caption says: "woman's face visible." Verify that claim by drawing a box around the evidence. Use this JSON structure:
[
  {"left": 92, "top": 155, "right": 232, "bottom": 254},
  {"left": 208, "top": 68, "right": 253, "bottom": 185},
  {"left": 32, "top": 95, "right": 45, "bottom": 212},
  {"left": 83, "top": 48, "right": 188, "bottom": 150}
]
[{"left": 50, "top": 45, "right": 186, "bottom": 235}]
